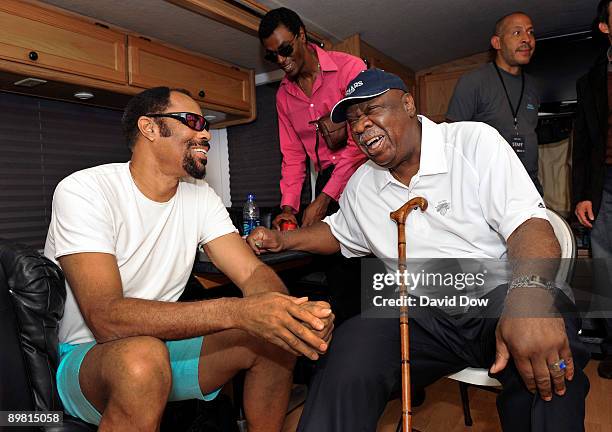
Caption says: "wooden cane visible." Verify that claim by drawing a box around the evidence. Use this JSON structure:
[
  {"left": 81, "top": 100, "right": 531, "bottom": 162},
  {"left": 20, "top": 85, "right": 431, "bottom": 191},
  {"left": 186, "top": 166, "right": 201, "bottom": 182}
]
[{"left": 390, "top": 197, "right": 428, "bottom": 432}]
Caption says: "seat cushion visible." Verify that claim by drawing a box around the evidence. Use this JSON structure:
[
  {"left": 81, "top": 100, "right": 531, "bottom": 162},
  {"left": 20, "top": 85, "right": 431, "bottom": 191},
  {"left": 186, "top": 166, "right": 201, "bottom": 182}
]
[
  {"left": 0, "top": 239, "right": 66, "bottom": 412},
  {"left": 0, "top": 261, "right": 34, "bottom": 411}
]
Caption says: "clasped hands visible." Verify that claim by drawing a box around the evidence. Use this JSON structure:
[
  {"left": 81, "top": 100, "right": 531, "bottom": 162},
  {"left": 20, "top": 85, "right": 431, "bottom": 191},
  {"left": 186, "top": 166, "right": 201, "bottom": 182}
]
[{"left": 240, "top": 291, "right": 334, "bottom": 361}]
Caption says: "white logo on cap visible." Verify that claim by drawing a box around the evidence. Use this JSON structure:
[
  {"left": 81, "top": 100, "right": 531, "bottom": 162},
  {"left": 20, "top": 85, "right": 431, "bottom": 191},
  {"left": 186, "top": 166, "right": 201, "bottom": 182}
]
[{"left": 345, "top": 81, "right": 363, "bottom": 96}]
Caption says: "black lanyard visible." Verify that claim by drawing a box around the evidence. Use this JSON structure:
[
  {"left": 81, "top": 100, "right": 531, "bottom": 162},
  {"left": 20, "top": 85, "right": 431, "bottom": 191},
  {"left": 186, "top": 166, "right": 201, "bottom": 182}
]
[{"left": 493, "top": 62, "right": 524, "bottom": 131}]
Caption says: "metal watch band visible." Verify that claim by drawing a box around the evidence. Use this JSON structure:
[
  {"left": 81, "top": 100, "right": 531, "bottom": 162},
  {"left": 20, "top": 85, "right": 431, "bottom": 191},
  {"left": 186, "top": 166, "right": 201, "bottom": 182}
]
[{"left": 508, "top": 275, "right": 556, "bottom": 294}]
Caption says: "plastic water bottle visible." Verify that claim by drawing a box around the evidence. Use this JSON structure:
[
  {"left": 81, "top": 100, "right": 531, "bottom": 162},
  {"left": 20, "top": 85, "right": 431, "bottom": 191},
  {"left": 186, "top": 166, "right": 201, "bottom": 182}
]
[{"left": 242, "top": 193, "right": 260, "bottom": 236}]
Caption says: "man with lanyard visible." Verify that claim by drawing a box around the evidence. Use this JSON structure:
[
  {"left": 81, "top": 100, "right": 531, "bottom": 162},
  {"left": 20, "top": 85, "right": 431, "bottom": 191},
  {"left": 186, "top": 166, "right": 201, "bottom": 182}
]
[
  {"left": 447, "top": 11, "right": 543, "bottom": 195},
  {"left": 258, "top": 8, "right": 367, "bottom": 325},
  {"left": 573, "top": 0, "right": 612, "bottom": 379}
]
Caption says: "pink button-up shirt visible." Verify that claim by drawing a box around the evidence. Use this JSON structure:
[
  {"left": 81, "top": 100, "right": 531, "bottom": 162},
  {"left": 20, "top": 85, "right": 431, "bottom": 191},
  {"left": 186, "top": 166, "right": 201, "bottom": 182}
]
[{"left": 276, "top": 44, "right": 367, "bottom": 212}]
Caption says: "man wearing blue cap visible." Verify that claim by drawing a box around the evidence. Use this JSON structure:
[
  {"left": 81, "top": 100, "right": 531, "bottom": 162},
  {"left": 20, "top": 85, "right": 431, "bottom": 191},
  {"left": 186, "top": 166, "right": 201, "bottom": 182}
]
[{"left": 248, "top": 68, "right": 589, "bottom": 431}]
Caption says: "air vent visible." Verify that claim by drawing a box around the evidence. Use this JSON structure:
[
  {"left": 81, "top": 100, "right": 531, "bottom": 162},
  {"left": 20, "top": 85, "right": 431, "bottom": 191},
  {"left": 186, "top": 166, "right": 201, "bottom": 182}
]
[{"left": 13, "top": 77, "right": 48, "bottom": 87}]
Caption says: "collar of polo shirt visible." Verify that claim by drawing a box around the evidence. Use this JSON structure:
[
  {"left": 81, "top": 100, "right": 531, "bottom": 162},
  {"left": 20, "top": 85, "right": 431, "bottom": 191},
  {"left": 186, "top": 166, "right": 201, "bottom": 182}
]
[{"left": 373, "top": 116, "right": 449, "bottom": 192}]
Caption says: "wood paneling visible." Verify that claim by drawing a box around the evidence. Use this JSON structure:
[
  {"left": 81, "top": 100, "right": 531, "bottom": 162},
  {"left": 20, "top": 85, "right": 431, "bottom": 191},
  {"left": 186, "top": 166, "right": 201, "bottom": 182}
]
[
  {"left": 332, "top": 34, "right": 416, "bottom": 92},
  {"left": 332, "top": 34, "right": 361, "bottom": 59},
  {"left": 0, "top": 0, "right": 126, "bottom": 84},
  {"left": 128, "top": 36, "right": 253, "bottom": 113},
  {"left": 360, "top": 40, "right": 415, "bottom": 92},
  {"left": 416, "top": 51, "right": 492, "bottom": 121},
  {"left": 166, "top": 0, "right": 332, "bottom": 48},
  {"left": 418, "top": 69, "right": 467, "bottom": 123},
  {"left": 418, "top": 51, "right": 492, "bottom": 76},
  {"left": 0, "top": 0, "right": 257, "bottom": 127}
]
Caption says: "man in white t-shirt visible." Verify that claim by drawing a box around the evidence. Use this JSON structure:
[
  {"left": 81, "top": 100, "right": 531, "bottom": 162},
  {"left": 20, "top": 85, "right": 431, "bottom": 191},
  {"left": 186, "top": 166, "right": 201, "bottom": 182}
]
[
  {"left": 247, "top": 69, "right": 589, "bottom": 431},
  {"left": 44, "top": 87, "right": 333, "bottom": 431}
]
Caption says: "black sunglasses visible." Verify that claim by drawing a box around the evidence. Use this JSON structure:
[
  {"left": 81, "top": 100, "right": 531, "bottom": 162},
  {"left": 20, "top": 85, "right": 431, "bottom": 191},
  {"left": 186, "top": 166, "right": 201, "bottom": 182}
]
[
  {"left": 146, "top": 112, "right": 210, "bottom": 132},
  {"left": 264, "top": 34, "right": 298, "bottom": 63}
]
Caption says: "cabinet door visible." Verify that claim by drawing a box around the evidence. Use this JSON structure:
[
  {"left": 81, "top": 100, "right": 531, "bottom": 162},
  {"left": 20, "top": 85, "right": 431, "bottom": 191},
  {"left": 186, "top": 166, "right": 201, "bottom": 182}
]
[
  {"left": 0, "top": 0, "right": 127, "bottom": 84},
  {"left": 128, "top": 36, "right": 252, "bottom": 112},
  {"left": 360, "top": 42, "right": 415, "bottom": 91},
  {"left": 418, "top": 70, "right": 466, "bottom": 123}
]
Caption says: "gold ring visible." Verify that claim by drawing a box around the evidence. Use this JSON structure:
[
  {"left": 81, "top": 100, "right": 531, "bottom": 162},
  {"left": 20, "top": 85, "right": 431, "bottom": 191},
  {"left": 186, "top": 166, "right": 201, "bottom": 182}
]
[{"left": 548, "top": 359, "right": 567, "bottom": 374}]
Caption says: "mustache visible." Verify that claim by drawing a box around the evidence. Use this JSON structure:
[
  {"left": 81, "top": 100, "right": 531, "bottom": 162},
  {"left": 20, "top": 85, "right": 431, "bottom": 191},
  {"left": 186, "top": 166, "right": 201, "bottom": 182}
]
[
  {"left": 187, "top": 138, "right": 209, "bottom": 148},
  {"left": 517, "top": 43, "right": 532, "bottom": 50},
  {"left": 358, "top": 132, "right": 384, "bottom": 146}
]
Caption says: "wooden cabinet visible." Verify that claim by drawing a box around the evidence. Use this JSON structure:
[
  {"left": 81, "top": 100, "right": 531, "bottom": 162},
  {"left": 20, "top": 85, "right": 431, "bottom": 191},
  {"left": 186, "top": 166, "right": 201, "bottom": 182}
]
[
  {"left": 128, "top": 36, "right": 253, "bottom": 114},
  {"left": 0, "top": 0, "right": 127, "bottom": 84},
  {"left": 0, "top": 0, "right": 256, "bottom": 127},
  {"left": 416, "top": 51, "right": 490, "bottom": 122},
  {"left": 417, "top": 70, "right": 466, "bottom": 123},
  {"left": 333, "top": 34, "right": 415, "bottom": 93}
]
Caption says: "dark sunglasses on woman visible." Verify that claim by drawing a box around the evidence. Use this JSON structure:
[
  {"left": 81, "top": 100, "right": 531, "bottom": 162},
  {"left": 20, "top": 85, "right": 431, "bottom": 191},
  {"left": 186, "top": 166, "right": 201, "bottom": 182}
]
[{"left": 146, "top": 112, "right": 210, "bottom": 132}]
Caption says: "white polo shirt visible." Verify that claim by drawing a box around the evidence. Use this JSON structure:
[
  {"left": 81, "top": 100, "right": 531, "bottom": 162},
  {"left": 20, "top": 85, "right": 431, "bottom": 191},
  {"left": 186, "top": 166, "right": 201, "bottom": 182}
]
[{"left": 325, "top": 116, "right": 547, "bottom": 261}]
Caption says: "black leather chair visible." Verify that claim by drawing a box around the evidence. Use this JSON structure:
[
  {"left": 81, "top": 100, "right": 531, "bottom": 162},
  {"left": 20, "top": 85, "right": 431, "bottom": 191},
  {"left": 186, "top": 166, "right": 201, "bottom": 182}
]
[{"left": 0, "top": 239, "right": 96, "bottom": 431}]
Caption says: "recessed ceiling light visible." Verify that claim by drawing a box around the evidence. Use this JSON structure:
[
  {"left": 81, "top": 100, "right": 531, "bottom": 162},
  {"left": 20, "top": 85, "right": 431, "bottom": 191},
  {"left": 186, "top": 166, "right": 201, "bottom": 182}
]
[
  {"left": 13, "top": 77, "right": 47, "bottom": 87},
  {"left": 204, "top": 115, "right": 216, "bottom": 121},
  {"left": 74, "top": 91, "right": 94, "bottom": 100}
]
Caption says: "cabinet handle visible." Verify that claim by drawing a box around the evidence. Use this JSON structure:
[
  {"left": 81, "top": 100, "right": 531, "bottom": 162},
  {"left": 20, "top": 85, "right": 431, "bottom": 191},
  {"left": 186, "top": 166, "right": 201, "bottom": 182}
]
[
  {"left": 198, "top": 90, "right": 205, "bottom": 98},
  {"left": 28, "top": 51, "right": 39, "bottom": 61}
]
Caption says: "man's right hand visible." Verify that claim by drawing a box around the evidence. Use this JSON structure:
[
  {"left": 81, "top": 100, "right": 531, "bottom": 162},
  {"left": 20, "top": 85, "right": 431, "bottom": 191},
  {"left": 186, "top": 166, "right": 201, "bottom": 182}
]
[
  {"left": 237, "top": 292, "right": 329, "bottom": 360},
  {"left": 272, "top": 207, "right": 298, "bottom": 230},
  {"left": 300, "top": 301, "right": 335, "bottom": 350},
  {"left": 247, "top": 226, "right": 284, "bottom": 255},
  {"left": 575, "top": 200, "right": 594, "bottom": 228}
]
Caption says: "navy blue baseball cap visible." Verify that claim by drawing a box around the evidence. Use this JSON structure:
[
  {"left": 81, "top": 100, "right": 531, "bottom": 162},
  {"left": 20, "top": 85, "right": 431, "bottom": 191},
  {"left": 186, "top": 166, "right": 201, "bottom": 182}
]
[{"left": 330, "top": 68, "right": 408, "bottom": 123}]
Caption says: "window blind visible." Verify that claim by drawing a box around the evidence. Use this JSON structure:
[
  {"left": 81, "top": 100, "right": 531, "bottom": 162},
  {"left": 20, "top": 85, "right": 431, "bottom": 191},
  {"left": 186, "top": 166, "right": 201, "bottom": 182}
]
[
  {"left": 227, "top": 83, "right": 311, "bottom": 209},
  {"left": 0, "top": 92, "right": 129, "bottom": 249}
]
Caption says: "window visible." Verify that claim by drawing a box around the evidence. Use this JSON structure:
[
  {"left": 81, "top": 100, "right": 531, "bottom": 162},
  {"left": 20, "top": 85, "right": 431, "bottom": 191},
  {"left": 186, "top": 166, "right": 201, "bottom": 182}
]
[
  {"left": 227, "top": 83, "right": 310, "bottom": 210},
  {"left": 0, "top": 92, "right": 130, "bottom": 249}
]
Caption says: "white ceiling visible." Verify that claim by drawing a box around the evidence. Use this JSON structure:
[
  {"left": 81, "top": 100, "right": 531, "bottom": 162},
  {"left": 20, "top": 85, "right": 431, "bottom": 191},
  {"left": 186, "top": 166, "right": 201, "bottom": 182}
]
[
  {"left": 258, "top": 0, "right": 601, "bottom": 71},
  {"left": 40, "top": 0, "right": 600, "bottom": 73}
]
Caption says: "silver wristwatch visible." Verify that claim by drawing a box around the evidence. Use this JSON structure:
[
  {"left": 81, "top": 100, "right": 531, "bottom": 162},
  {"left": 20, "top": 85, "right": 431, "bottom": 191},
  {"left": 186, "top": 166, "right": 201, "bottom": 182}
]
[{"left": 508, "top": 275, "right": 556, "bottom": 294}]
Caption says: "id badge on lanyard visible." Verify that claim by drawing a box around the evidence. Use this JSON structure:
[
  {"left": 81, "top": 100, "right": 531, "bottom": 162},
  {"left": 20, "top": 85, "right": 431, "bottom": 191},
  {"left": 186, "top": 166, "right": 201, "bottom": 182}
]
[{"left": 511, "top": 120, "right": 525, "bottom": 155}]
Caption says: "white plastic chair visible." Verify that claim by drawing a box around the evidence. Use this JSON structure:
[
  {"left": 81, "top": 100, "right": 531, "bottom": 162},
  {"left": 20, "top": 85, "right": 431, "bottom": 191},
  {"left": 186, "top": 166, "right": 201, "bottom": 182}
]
[{"left": 446, "top": 209, "right": 576, "bottom": 426}]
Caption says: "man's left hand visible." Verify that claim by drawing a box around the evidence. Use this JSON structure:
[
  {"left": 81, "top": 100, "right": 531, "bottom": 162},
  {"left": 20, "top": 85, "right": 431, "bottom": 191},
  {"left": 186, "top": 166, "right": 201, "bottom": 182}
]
[
  {"left": 301, "top": 193, "right": 333, "bottom": 227},
  {"left": 490, "top": 310, "right": 574, "bottom": 401}
]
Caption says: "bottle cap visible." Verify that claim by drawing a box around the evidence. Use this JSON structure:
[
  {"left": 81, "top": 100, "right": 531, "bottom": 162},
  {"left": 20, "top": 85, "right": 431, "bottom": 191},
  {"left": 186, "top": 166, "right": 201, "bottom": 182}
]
[{"left": 280, "top": 221, "right": 298, "bottom": 231}]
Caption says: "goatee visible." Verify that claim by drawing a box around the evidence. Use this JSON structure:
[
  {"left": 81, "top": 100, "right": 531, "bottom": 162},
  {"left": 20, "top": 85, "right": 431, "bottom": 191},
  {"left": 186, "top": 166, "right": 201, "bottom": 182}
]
[{"left": 183, "top": 138, "right": 207, "bottom": 179}]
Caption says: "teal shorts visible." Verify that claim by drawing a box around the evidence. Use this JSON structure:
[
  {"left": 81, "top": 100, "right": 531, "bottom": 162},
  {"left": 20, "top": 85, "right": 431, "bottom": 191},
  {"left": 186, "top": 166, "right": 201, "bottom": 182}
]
[{"left": 56, "top": 336, "right": 221, "bottom": 425}]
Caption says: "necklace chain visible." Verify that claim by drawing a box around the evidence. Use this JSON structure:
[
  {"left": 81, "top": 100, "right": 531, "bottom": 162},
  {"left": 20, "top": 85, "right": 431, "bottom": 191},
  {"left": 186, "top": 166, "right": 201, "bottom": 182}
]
[{"left": 297, "top": 62, "right": 321, "bottom": 94}]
